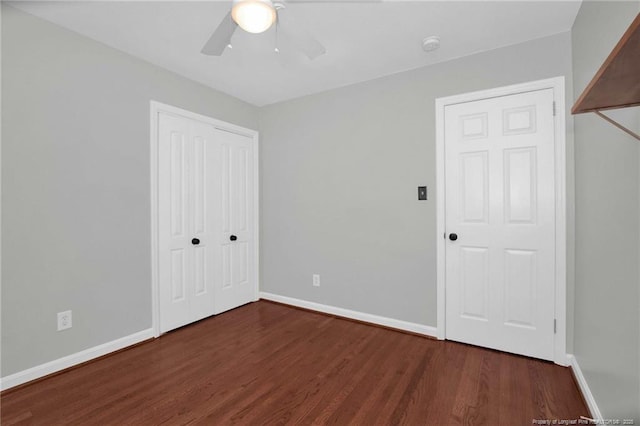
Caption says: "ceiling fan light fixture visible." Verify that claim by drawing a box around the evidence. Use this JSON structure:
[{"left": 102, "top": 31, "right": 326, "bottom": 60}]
[{"left": 232, "top": 0, "right": 276, "bottom": 34}]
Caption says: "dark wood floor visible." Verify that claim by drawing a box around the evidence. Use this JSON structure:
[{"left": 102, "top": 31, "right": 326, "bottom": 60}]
[{"left": 1, "top": 301, "right": 589, "bottom": 425}]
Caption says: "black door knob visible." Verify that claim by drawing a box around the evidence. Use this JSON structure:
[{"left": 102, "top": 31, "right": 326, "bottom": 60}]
[
  {"left": 449, "top": 233, "right": 458, "bottom": 241},
  {"left": 230, "top": 235, "right": 238, "bottom": 241},
  {"left": 191, "top": 238, "right": 200, "bottom": 245}
]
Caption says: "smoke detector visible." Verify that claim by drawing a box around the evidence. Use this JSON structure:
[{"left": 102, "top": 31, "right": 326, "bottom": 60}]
[{"left": 422, "top": 36, "right": 441, "bottom": 52}]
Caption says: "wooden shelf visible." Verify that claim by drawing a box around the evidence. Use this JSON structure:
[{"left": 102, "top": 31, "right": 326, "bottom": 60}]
[{"left": 572, "top": 13, "right": 640, "bottom": 114}]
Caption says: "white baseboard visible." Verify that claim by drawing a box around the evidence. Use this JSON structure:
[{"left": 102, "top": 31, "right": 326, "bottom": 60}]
[
  {"left": 567, "top": 354, "right": 602, "bottom": 421},
  {"left": 0, "top": 328, "right": 155, "bottom": 391},
  {"left": 259, "top": 292, "right": 437, "bottom": 338}
]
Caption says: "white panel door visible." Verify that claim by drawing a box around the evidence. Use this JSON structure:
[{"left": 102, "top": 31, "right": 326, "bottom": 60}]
[
  {"left": 189, "top": 119, "right": 222, "bottom": 322},
  {"left": 159, "top": 113, "right": 219, "bottom": 333},
  {"left": 214, "top": 130, "right": 256, "bottom": 314},
  {"left": 158, "top": 113, "right": 192, "bottom": 332},
  {"left": 158, "top": 112, "right": 256, "bottom": 333},
  {"left": 444, "top": 89, "right": 556, "bottom": 360}
]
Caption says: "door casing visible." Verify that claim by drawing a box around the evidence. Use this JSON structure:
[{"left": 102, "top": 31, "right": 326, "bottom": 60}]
[
  {"left": 435, "top": 77, "right": 567, "bottom": 365},
  {"left": 150, "top": 101, "right": 260, "bottom": 337}
]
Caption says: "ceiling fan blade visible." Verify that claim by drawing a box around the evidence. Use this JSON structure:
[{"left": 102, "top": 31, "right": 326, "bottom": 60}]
[
  {"left": 201, "top": 11, "right": 237, "bottom": 56},
  {"left": 277, "top": 9, "right": 326, "bottom": 60}
]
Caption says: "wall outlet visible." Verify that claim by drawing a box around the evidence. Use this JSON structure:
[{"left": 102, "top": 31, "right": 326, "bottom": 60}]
[
  {"left": 57, "top": 310, "right": 72, "bottom": 331},
  {"left": 312, "top": 274, "right": 320, "bottom": 287}
]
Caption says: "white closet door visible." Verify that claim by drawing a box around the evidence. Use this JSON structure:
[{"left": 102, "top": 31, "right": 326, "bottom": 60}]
[
  {"left": 214, "top": 130, "right": 256, "bottom": 314},
  {"left": 444, "top": 89, "right": 556, "bottom": 361},
  {"left": 189, "top": 119, "right": 221, "bottom": 322},
  {"left": 158, "top": 111, "right": 256, "bottom": 333},
  {"left": 158, "top": 113, "right": 217, "bottom": 333}
]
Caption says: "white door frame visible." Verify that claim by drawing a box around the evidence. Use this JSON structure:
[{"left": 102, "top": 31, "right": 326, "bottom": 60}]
[
  {"left": 435, "top": 77, "right": 567, "bottom": 365},
  {"left": 149, "top": 101, "right": 260, "bottom": 338}
]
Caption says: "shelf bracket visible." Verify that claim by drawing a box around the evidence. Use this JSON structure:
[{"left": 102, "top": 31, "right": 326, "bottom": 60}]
[{"left": 594, "top": 110, "right": 640, "bottom": 142}]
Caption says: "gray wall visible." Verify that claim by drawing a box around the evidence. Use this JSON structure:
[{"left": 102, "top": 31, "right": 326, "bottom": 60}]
[
  {"left": 572, "top": 1, "right": 640, "bottom": 419},
  {"left": 1, "top": 5, "right": 259, "bottom": 376},
  {"left": 259, "top": 33, "right": 574, "bottom": 330}
]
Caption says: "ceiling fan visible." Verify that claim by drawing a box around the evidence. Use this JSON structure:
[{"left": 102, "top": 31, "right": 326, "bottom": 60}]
[{"left": 201, "top": 0, "right": 327, "bottom": 60}]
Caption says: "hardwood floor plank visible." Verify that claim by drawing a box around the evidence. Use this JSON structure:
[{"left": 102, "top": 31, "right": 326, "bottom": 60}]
[
  {"left": 323, "top": 331, "right": 413, "bottom": 425},
  {"left": 390, "top": 343, "right": 443, "bottom": 423},
  {"left": 474, "top": 348, "right": 501, "bottom": 425},
  {"left": 249, "top": 322, "right": 375, "bottom": 424},
  {"left": 384, "top": 340, "right": 434, "bottom": 425},
  {"left": 1, "top": 301, "right": 589, "bottom": 425}
]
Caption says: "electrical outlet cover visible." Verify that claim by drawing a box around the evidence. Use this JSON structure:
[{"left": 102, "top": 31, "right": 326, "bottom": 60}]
[{"left": 57, "top": 310, "right": 72, "bottom": 331}]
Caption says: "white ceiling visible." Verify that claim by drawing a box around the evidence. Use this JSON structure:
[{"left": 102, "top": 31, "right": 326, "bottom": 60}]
[{"left": 9, "top": 1, "right": 582, "bottom": 106}]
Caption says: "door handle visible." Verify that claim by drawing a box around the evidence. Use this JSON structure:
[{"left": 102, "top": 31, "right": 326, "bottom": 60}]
[
  {"left": 230, "top": 235, "right": 237, "bottom": 241},
  {"left": 449, "top": 233, "right": 458, "bottom": 241},
  {"left": 191, "top": 238, "right": 200, "bottom": 245}
]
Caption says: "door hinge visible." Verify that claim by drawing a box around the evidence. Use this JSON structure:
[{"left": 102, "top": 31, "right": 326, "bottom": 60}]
[
  {"left": 554, "top": 319, "right": 557, "bottom": 334},
  {"left": 552, "top": 101, "right": 556, "bottom": 117}
]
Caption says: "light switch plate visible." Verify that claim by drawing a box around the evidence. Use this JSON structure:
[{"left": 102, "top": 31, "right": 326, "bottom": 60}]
[{"left": 418, "top": 186, "right": 427, "bottom": 200}]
